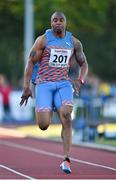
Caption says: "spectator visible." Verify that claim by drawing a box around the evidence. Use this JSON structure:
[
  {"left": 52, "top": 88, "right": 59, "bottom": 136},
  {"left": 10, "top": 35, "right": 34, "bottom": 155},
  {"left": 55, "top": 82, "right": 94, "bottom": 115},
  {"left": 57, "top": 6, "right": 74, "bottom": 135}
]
[{"left": 0, "top": 74, "right": 12, "bottom": 122}]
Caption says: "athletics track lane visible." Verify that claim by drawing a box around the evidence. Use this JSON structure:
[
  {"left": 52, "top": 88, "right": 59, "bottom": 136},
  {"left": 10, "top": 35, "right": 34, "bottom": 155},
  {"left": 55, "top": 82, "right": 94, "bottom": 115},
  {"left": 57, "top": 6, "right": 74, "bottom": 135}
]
[{"left": 0, "top": 137, "right": 116, "bottom": 179}]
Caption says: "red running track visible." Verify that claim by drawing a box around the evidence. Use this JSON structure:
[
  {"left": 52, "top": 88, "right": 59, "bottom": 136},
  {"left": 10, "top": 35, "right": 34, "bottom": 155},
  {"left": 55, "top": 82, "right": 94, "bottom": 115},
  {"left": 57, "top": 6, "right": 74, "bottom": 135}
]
[{"left": 0, "top": 137, "right": 116, "bottom": 179}]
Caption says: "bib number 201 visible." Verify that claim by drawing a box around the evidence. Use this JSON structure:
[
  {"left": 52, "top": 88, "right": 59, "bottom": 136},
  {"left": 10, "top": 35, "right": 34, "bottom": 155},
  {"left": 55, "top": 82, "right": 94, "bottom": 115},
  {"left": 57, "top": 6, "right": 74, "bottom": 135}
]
[
  {"left": 53, "top": 54, "right": 67, "bottom": 63},
  {"left": 49, "top": 48, "right": 71, "bottom": 68}
]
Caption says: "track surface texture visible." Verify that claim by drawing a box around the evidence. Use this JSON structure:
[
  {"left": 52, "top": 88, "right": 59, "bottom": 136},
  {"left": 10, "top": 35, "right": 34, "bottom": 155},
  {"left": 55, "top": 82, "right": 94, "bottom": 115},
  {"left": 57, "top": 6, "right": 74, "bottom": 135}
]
[{"left": 0, "top": 137, "right": 116, "bottom": 179}]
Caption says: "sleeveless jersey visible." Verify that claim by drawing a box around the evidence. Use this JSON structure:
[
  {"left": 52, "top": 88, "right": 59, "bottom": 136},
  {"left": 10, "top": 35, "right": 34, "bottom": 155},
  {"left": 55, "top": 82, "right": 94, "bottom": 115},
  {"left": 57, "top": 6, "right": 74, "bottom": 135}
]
[{"left": 36, "top": 29, "right": 74, "bottom": 83}]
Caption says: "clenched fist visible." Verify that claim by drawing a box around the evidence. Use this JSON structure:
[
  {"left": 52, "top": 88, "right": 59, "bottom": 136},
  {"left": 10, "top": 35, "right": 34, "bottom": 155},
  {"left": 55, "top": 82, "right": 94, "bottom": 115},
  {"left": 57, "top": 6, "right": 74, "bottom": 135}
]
[{"left": 72, "top": 79, "right": 82, "bottom": 96}]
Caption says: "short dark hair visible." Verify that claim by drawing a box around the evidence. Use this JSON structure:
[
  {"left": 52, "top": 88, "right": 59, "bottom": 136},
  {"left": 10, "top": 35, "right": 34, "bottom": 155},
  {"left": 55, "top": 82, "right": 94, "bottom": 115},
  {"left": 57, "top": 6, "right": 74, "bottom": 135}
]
[{"left": 51, "top": 11, "right": 66, "bottom": 21}]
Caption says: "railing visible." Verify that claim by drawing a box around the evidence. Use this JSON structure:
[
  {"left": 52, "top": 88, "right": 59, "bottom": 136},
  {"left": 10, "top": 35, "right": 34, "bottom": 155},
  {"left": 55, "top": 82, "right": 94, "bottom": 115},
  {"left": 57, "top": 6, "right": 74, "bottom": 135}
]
[
  {"left": 0, "top": 90, "right": 116, "bottom": 126},
  {"left": 72, "top": 96, "right": 116, "bottom": 141}
]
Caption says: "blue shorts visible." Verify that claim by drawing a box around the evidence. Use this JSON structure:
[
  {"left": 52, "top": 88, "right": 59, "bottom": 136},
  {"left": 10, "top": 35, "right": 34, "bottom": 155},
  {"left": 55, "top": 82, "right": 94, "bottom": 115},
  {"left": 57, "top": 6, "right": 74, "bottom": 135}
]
[{"left": 35, "top": 80, "right": 73, "bottom": 112}]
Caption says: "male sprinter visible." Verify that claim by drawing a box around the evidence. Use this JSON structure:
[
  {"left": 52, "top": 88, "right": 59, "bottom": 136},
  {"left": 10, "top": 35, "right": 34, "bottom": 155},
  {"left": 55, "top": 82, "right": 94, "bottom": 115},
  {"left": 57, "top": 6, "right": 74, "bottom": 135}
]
[{"left": 20, "top": 11, "right": 88, "bottom": 174}]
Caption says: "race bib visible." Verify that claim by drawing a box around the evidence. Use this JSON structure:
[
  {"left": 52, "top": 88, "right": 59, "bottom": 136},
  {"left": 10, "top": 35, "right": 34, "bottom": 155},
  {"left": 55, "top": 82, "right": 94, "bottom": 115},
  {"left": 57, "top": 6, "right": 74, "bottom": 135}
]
[{"left": 49, "top": 48, "right": 72, "bottom": 68}]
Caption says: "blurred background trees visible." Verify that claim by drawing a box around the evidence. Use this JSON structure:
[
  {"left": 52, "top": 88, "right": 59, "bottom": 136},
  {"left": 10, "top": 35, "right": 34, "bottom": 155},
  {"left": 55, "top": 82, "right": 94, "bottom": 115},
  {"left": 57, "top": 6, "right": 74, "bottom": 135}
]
[{"left": 0, "top": 0, "right": 116, "bottom": 87}]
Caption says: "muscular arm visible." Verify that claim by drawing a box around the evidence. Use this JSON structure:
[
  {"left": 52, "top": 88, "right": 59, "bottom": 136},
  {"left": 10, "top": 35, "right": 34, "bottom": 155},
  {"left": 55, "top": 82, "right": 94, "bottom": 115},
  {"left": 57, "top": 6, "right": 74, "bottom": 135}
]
[
  {"left": 73, "top": 36, "right": 88, "bottom": 81},
  {"left": 72, "top": 36, "right": 88, "bottom": 95},
  {"left": 23, "top": 35, "right": 46, "bottom": 89},
  {"left": 20, "top": 35, "right": 45, "bottom": 106}
]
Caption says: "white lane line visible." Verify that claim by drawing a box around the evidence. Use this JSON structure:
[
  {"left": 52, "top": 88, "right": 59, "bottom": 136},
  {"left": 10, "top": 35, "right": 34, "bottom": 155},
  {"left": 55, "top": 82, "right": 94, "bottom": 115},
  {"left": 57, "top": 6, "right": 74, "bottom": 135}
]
[
  {"left": 0, "top": 140, "right": 116, "bottom": 172},
  {"left": 0, "top": 164, "right": 36, "bottom": 180}
]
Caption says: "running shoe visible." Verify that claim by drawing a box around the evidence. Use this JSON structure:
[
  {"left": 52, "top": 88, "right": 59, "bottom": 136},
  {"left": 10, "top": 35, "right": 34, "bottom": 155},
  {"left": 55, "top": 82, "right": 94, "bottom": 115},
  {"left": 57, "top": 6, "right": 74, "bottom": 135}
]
[{"left": 60, "top": 158, "right": 71, "bottom": 174}]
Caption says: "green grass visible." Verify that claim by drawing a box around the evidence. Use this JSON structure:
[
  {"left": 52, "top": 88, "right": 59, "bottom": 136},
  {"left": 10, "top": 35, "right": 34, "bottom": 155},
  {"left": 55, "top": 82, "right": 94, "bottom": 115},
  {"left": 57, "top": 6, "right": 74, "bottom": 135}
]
[{"left": 95, "top": 137, "right": 116, "bottom": 147}]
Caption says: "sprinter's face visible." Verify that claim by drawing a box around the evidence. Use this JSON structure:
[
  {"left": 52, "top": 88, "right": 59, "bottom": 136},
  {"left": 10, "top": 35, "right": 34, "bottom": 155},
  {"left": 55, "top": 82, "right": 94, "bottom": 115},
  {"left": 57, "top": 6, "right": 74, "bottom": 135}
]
[{"left": 51, "top": 13, "right": 66, "bottom": 34}]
